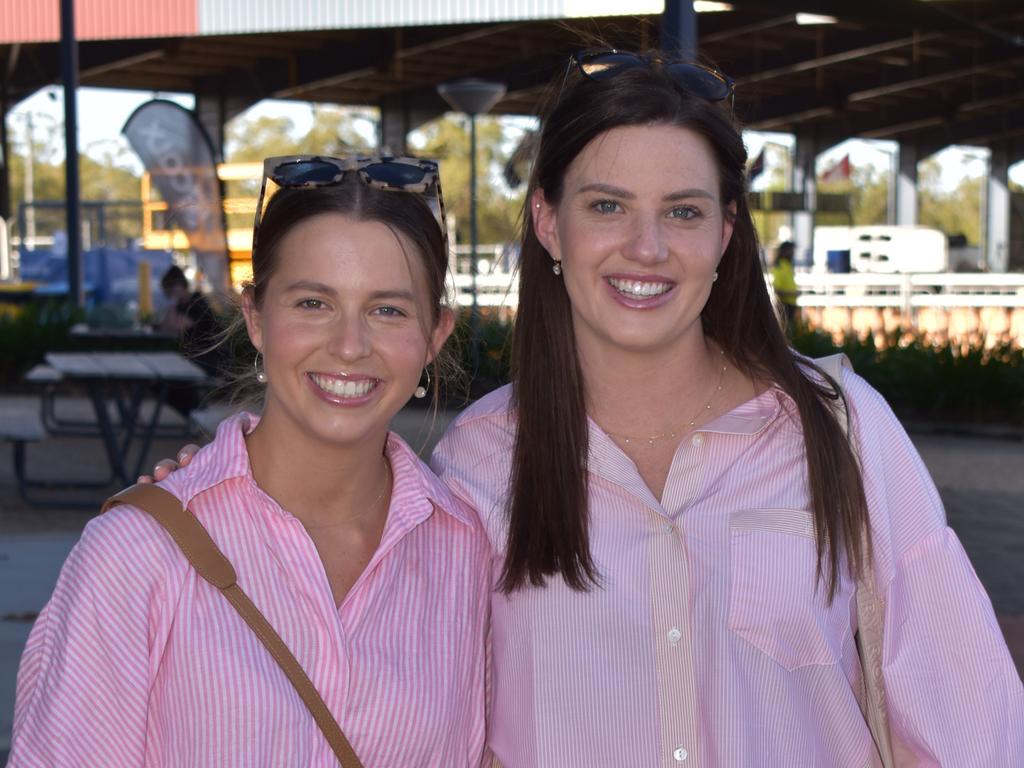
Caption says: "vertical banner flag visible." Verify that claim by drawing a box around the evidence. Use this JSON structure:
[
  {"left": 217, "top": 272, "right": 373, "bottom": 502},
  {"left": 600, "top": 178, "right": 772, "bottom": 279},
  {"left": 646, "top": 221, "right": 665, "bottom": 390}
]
[{"left": 123, "top": 100, "right": 229, "bottom": 293}]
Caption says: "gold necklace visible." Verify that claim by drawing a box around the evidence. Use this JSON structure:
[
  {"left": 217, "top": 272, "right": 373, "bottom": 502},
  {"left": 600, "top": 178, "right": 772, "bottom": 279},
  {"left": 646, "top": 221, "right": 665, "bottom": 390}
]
[
  {"left": 302, "top": 460, "right": 391, "bottom": 530},
  {"left": 606, "top": 349, "right": 728, "bottom": 447}
]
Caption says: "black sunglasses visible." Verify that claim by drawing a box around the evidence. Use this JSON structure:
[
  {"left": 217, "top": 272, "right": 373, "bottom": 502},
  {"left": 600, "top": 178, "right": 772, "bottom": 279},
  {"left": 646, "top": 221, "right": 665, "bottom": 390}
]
[
  {"left": 253, "top": 155, "right": 447, "bottom": 252},
  {"left": 572, "top": 50, "right": 735, "bottom": 104}
]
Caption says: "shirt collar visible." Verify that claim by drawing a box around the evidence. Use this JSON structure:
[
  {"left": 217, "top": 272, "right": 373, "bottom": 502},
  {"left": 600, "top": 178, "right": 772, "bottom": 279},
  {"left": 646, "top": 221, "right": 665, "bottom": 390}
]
[
  {"left": 160, "top": 411, "right": 474, "bottom": 528},
  {"left": 585, "top": 387, "right": 794, "bottom": 505}
]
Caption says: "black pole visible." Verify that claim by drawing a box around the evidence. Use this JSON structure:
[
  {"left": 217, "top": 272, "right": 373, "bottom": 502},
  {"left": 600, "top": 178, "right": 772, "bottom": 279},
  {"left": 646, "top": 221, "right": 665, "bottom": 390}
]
[
  {"left": 0, "top": 81, "right": 10, "bottom": 222},
  {"left": 60, "top": 0, "right": 84, "bottom": 309},
  {"left": 468, "top": 112, "right": 479, "bottom": 367},
  {"left": 661, "top": 0, "right": 698, "bottom": 60}
]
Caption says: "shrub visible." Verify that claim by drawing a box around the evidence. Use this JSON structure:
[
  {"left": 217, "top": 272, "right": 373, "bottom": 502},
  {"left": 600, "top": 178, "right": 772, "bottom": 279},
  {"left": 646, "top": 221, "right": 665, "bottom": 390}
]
[{"left": 791, "top": 325, "right": 1024, "bottom": 425}]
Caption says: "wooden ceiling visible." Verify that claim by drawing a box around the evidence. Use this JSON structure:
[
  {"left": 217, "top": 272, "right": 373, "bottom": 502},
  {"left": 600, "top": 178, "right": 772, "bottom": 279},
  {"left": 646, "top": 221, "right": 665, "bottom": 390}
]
[{"left": 3, "top": 0, "right": 1023, "bottom": 158}]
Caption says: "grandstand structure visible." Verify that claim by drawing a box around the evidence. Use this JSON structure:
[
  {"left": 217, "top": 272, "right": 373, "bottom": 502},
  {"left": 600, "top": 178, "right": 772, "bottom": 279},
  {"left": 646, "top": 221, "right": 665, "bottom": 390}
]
[{"left": 1, "top": 0, "right": 1023, "bottom": 271}]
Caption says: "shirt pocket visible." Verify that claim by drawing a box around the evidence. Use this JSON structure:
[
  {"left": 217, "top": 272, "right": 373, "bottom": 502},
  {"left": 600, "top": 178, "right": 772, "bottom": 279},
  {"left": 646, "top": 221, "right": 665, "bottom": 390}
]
[{"left": 726, "top": 508, "right": 852, "bottom": 671}]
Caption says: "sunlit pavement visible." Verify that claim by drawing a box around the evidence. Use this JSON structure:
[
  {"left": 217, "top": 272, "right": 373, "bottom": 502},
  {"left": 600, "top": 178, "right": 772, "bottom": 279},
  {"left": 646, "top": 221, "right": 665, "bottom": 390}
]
[{"left": 0, "top": 398, "right": 1021, "bottom": 759}]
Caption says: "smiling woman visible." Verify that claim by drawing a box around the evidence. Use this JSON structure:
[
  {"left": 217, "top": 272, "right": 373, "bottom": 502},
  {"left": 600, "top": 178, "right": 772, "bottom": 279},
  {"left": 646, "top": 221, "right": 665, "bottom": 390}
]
[
  {"left": 8, "top": 165, "right": 490, "bottom": 767},
  {"left": 430, "top": 49, "right": 1024, "bottom": 766}
]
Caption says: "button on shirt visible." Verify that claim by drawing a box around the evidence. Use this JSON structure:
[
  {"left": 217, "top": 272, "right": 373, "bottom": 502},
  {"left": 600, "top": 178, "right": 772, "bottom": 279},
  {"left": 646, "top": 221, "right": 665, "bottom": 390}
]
[
  {"left": 11, "top": 413, "right": 491, "bottom": 767},
  {"left": 431, "top": 373, "right": 1024, "bottom": 767}
]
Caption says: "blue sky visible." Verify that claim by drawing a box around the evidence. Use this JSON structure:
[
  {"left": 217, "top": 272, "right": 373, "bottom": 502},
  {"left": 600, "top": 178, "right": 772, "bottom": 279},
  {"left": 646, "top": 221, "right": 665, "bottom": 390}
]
[{"left": 9, "top": 86, "right": 1024, "bottom": 193}]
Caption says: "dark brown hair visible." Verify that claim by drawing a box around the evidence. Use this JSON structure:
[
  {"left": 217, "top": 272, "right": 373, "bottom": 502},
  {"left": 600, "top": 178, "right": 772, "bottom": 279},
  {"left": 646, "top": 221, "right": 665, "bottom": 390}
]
[
  {"left": 503, "top": 58, "right": 868, "bottom": 598},
  {"left": 229, "top": 177, "right": 455, "bottom": 409}
]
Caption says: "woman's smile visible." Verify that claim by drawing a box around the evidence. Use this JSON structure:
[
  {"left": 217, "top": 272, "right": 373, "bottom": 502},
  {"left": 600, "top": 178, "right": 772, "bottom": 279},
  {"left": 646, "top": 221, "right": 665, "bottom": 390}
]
[
  {"left": 605, "top": 274, "right": 678, "bottom": 308},
  {"left": 306, "top": 372, "right": 381, "bottom": 404}
]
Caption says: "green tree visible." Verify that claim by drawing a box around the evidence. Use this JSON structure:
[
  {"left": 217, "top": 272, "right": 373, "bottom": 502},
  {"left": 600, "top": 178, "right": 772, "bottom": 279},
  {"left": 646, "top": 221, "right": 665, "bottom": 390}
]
[
  {"left": 6, "top": 123, "right": 142, "bottom": 244},
  {"left": 413, "top": 114, "right": 523, "bottom": 247},
  {"left": 918, "top": 158, "right": 982, "bottom": 244}
]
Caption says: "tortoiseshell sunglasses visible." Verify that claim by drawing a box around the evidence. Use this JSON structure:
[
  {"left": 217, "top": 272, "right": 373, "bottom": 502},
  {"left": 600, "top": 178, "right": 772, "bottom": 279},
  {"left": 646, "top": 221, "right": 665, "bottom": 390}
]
[{"left": 253, "top": 155, "right": 448, "bottom": 253}]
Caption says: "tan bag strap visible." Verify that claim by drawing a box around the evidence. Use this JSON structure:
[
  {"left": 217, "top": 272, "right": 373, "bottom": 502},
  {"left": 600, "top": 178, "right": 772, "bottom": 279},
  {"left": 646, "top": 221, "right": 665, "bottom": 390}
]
[
  {"left": 814, "top": 354, "right": 896, "bottom": 767},
  {"left": 103, "top": 484, "right": 364, "bottom": 768}
]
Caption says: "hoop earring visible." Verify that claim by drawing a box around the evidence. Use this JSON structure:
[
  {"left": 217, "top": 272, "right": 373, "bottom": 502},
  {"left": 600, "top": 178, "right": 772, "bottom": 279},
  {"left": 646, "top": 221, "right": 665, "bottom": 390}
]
[
  {"left": 254, "top": 351, "right": 268, "bottom": 384},
  {"left": 414, "top": 368, "right": 430, "bottom": 399},
  {"left": 552, "top": 260, "right": 562, "bottom": 276}
]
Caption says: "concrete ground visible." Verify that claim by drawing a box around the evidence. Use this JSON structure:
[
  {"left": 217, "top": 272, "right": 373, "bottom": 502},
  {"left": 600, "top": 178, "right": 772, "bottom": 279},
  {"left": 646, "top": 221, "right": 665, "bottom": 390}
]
[{"left": 0, "top": 396, "right": 1021, "bottom": 759}]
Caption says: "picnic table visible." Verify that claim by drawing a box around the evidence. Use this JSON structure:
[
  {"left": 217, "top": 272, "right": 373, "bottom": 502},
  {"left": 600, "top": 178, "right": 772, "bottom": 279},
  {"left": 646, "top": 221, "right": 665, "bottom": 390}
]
[{"left": 16, "top": 352, "right": 209, "bottom": 502}]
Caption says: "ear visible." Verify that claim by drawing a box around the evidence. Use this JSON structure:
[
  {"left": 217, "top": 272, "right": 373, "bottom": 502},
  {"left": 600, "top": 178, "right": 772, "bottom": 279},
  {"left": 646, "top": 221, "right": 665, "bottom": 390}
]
[
  {"left": 531, "top": 188, "right": 562, "bottom": 263},
  {"left": 426, "top": 306, "right": 456, "bottom": 364},
  {"left": 241, "top": 287, "right": 264, "bottom": 353},
  {"left": 720, "top": 200, "right": 737, "bottom": 257}
]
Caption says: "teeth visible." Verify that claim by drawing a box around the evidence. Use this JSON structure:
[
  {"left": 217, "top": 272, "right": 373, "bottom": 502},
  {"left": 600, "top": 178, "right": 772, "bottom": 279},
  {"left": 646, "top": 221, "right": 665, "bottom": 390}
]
[
  {"left": 310, "top": 374, "right": 376, "bottom": 398},
  {"left": 608, "top": 278, "right": 672, "bottom": 298}
]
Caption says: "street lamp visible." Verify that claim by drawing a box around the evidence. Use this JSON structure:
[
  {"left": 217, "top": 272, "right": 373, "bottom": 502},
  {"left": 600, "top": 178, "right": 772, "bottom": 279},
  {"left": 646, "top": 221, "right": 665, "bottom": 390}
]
[{"left": 436, "top": 78, "right": 506, "bottom": 361}]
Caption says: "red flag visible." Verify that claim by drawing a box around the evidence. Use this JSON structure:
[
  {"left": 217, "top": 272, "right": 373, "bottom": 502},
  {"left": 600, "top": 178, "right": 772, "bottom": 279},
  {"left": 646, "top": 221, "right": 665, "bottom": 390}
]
[{"left": 820, "top": 154, "right": 851, "bottom": 183}]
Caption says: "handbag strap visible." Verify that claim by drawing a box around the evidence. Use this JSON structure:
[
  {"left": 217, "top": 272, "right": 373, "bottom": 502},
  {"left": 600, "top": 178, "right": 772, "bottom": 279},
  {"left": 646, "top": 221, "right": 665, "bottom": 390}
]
[
  {"left": 103, "top": 484, "right": 364, "bottom": 768},
  {"left": 814, "top": 354, "right": 896, "bottom": 767}
]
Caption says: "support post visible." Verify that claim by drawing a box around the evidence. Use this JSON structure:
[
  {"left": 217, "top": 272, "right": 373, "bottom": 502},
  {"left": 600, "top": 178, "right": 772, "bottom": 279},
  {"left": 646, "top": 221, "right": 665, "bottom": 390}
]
[
  {"left": 986, "top": 142, "right": 1011, "bottom": 273},
  {"left": 792, "top": 133, "right": 818, "bottom": 268},
  {"left": 194, "top": 91, "right": 226, "bottom": 160},
  {"left": 895, "top": 141, "right": 918, "bottom": 227},
  {"left": 60, "top": 0, "right": 84, "bottom": 308},
  {"left": 661, "top": 0, "right": 698, "bottom": 60},
  {"left": 0, "top": 82, "right": 10, "bottom": 222}
]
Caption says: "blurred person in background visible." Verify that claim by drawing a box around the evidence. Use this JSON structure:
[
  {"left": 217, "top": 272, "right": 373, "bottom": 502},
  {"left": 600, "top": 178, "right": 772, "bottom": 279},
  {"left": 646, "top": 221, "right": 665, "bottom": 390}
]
[{"left": 770, "top": 239, "right": 799, "bottom": 331}]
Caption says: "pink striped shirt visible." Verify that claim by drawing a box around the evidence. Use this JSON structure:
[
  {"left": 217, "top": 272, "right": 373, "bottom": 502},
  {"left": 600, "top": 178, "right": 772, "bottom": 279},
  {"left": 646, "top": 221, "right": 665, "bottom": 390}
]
[
  {"left": 11, "top": 413, "right": 490, "bottom": 767},
  {"left": 432, "top": 369, "right": 1024, "bottom": 767}
]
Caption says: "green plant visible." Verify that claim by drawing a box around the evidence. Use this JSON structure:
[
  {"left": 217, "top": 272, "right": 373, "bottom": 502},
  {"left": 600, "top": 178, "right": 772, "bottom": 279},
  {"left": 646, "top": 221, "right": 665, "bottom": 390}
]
[
  {"left": 0, "top": 301, "right": 83, "bottom": 388},
  {"left": 791, "top": 325, "right": 1024, "bottom": 425}
]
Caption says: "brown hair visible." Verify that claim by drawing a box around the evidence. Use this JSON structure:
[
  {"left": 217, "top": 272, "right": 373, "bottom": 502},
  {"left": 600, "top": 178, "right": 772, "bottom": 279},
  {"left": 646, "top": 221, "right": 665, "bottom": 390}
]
[
  {"left": 504, "top": 58, "right": 868, "bottom": 598},
  {"left": 227, "top": 177, "right": 455, "bottom": 410}
]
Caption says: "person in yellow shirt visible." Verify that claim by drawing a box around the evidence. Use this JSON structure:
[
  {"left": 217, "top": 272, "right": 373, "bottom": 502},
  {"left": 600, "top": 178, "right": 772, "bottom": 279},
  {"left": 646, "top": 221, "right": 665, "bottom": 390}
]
[{"left": 770, "top": 240, "right": 799, "bottom": 330}]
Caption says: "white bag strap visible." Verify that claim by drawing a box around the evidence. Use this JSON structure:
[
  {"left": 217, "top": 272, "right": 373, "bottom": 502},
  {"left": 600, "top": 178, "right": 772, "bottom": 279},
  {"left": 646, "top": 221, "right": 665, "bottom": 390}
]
[{"left": 813, "top": 354, "right": 896, "bottom": 767}]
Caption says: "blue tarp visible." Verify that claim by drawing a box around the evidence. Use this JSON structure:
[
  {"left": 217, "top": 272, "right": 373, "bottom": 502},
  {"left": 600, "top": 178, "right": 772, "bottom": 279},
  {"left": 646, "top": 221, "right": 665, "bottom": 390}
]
[{"left": 18, "top": 247, "right": 173, "bottom": 305}]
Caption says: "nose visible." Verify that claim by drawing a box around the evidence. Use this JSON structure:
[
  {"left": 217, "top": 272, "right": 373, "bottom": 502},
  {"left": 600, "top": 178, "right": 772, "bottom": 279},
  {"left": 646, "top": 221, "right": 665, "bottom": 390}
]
[
  {"left": 623, "top": 213, "right": 668, "bottom": 265},
  {"left": 327, "top": 314, "right": 372, "bottom": 361}
]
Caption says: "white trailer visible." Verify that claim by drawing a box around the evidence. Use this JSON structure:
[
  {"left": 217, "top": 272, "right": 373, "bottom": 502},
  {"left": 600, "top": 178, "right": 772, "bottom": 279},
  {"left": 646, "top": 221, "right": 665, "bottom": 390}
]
[{"left": 812, "top": 226, "right": 948, "bottom": 273}]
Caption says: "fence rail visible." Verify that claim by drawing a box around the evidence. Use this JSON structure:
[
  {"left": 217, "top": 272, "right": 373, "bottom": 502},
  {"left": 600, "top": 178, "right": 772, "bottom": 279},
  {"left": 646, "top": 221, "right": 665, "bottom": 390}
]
[
  {"left": 795, "top": 273, "right": 1024, "bottom": 310},
  {"left": 448, "top": 271, "right": 1024, "bottom": 311}
]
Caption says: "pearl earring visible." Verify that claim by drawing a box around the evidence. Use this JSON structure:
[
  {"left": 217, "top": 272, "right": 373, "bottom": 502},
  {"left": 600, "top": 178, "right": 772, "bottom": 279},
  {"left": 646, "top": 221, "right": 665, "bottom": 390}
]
[
  {"left": 414, "top": 368, "right": 431, "bottom": 399},
  {"left": 254, "top": 352, "right": 268, "bottom": 384},
  {"left": 552, "top": 261, "right": 562, "bottom": 276},
  {"left": 712, "top": 271, "right": 719, "bottom": 282}
]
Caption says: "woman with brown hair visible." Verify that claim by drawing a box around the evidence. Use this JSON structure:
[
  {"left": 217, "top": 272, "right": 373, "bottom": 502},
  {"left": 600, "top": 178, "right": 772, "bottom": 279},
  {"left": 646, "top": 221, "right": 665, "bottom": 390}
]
[
  {"left": 149, "top": 54, "right": 1022, "bottom": 766},
  {"left": 431, "top": 51, "right": 1022, "bottom": 765},
  {"left": 11, "top": 160, "right": 490, "bottom": 767}
]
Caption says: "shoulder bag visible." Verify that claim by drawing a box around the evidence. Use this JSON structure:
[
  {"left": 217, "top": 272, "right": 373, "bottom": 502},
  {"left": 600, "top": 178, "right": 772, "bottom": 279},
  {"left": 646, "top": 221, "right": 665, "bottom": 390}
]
[{"left": 103, "top": 484, "right": 365, "bottom": 768}]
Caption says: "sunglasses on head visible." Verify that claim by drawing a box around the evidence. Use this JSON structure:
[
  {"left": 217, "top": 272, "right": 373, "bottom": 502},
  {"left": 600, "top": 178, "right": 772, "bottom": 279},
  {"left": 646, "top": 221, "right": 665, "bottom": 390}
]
[
  {"left": 571, "top": 49, "right": 735, "bottom": 105},
  {"left": 253, "top": 155, "right": 448, "bottom": 252}
]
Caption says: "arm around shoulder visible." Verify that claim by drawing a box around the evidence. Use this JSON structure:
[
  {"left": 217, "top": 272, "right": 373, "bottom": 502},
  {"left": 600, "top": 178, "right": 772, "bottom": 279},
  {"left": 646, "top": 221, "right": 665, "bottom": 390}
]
[{"left": 9, "top": 506, "right": 187, "bottom": 766}]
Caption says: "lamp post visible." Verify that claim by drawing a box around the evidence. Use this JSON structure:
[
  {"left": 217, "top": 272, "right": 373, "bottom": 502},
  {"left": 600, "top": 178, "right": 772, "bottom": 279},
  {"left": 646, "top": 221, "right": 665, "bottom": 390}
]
[{"left": 436, "top": 78, "right": 506, "bottom": 364}]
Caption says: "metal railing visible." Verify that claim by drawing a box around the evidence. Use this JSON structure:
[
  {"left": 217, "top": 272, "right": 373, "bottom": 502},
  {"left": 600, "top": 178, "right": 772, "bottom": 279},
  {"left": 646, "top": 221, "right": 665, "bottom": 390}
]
[
  {"left": 795, "top": 272, "right": 1024, "bottom": 311},
  {"left": 447, "top": 269, "right": 1024, "bottom": 311}
]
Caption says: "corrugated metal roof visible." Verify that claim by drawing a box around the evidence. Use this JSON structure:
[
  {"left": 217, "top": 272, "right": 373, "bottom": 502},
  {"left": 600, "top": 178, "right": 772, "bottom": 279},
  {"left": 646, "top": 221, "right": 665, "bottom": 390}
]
[
  {"left": 0, "top": 0, "right": 59, "bottom": 44},
  {"left": 197, "top": 0, "right": 662, "bottom": 35},
  {"left": 78, "top": 0, "right": 197, "bottom": 40},
  {"left": 0, "top": 0, "right": 197, "bottom": 44},
  {"left": 0, "top": 0, "right": 661, "bottom": 44}
]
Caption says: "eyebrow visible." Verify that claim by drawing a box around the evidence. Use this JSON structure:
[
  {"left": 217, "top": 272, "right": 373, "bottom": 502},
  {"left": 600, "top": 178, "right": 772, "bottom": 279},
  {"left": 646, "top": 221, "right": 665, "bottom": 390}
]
[
  {"left": 576, "top": 182, "right": 715, "bottom": 202},
  {"left": 283, "top": 280, "right": 336, "bottom": 296},
  {"left": 282, "top": 281, "right": 417, "bottom": 303}
]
